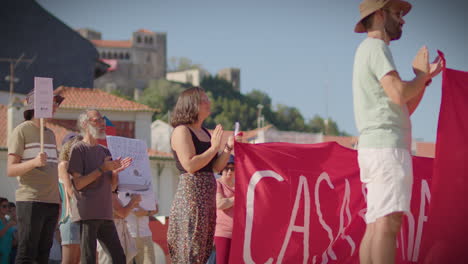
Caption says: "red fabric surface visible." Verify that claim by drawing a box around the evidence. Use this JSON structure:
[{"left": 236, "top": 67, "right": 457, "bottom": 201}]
[
  {"left": 231, "top": 141, "right": 433, "bottom": 263},
  {"left": 418, "top": 53, "right": 468, "bottom": 263}
]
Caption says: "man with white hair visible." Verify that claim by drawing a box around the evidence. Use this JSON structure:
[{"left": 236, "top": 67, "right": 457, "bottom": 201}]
[{"left": 68, "top": 109, "right": 132, "bottom": 264}]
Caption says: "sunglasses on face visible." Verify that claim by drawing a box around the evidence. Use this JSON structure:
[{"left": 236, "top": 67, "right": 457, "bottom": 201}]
[{"left": 1, "top": 205, "right": 8, "bottom": 208}]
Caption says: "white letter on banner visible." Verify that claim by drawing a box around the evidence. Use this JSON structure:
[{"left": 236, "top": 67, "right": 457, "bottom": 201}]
[
  {"left": 314, "top": 172, "right": 337, "bottom": 263},
  {"left": 243, "top": 170, "right": 284, "bottom": 264},
  {"left": 412, "top": 179, "right": 431, "bottom": 262},
  {"left": 271, "top": 175, "right": 311, "bottom": 264},
  {"left": 400, "top": 211, "right": 415, "bottom": 260},
  {"left": 336, "top": 179, "right": 356, "bottom": 256}
]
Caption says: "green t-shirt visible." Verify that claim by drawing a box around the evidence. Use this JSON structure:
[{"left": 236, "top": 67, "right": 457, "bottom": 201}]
[
  {"left": 352, "top": 38, "right": 411, "bottom": 150},
  {"left": 7, "top": 121, "right": 60, "bottom": 203}
]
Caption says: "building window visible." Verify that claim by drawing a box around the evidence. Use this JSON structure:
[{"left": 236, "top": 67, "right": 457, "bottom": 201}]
[
  {"left": 119, "top": 53, "right": 124, "bottom": 59},
  {"left": 113, "top": 52, "right": 118, "bottom": 59},
  {"left": 125, "top": 53, "right": 130, "bottom": 60},
  {"left": 137, "top": 36, "right": 141, "bottom": 43},
  {"left": 149, "top": 38, "right": 153, "bottom": 44},
  {"left": 107, "top": 52, "right": 112, "bottom": 58}
]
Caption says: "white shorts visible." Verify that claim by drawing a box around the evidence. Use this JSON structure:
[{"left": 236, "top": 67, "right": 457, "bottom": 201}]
[{"left": 358, "top": 148, "right": 413, "bottom": 224}]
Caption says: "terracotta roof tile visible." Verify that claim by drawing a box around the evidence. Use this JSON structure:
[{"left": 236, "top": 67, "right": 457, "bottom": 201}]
[
  {"left": 137, "top": 29, "right": 154, "bottom": 34},
  {"left": 323, "top": 135, "right": 358, "bottom": 149},
  {"left": 0, "top": 104, "right": 7, "bottom": 148},
  {"left": 91, "top": 39, "right": 132, "bottom": 48},
  {"left": 148, "top": 148, "right": 173, "bottom": 158},
  {"left": 55, "top": 86, "right": 158, "bottom": 112},
  {"left": 415, "top": 142, "right": 435, "bottom": 158}
]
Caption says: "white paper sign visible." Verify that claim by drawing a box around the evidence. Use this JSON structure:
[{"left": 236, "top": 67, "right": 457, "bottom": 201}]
[
  {"left": 234, "top": 121, "right": 240, "bottom": 136},
  {"left": 106, "top": 136, "right": 155, "bottom": 210},
  {"left": 34, "top": 77, "right": 54, "bottom": 118}
]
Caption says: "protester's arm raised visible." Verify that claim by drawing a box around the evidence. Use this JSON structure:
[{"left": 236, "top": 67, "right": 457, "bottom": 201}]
[
  {"left": 212, "top": 134, "right": 234, "bottom": 173},
  {"left": 7, "top": 152, "right": 47, "bottom": 177},
  {"left": 406, "top": 56, "right": 443, "bottom": 115},
  {"left": 110, "top": 157, "right": 132, "bottom": 192},
  {"left": 380, "top": 70, "right": 428, "bottom": 107},
  {"left": 380, "top": 46, "right": 442, "bottom": 115},
  {"left": 171, "top": 125, "right": 222, "bottom": 174},
  {"left": 70, "top": 156, "right": 119, "bottom": 190}
]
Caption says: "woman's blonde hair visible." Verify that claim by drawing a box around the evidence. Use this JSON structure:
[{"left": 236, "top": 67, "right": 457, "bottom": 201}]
[{"left": 59, "top": 135, "right": 83, "bottom": 161}]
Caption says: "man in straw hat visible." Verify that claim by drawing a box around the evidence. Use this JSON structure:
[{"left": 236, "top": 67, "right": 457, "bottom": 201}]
[
  {"left": 352, "top": 0, "right": 443, "bottom": 263},
  {"left": 7, "top": 89, "right": 64, "bottom": 263}
]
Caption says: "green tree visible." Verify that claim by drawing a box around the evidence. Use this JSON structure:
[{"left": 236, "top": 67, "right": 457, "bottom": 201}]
[
  {"left": 201, "top": 76, "right": 242, "bottom": 100},
  {"left": 109, "top": 89, "right": 134, "bottom": 101},
  {"left": 204, "top": 97, "right": 258, "bottom": 130},
  {"left": 167, "top": 57, "right": 204, "bottom": 72},
  {"left": 307, "top": 115, "right": 349, "bottom": 136},
  {"left": 138, "top": 79, "right": 188, "bottom": 121},
  {"left": 245, "top": 89, "right": 272, "bottom": 109},
  {"left": 272, "top": 104, "right": 307, "bottom": 131}
]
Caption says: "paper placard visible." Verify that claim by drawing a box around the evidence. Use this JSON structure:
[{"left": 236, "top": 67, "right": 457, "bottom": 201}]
[
  {"left": 106, "top": 136, "right": 155, "bottom": 210},
  {"left": 34, "top": 77, "right": 54, "bottom": 118}
]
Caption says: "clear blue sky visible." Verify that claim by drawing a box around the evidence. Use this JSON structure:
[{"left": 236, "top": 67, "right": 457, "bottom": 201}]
[{"left": 37, "top": 0, "right": 468, "bottom": 142}]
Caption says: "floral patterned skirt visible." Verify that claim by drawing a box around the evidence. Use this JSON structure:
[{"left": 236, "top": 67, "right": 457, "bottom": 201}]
[{"left": 167, "top": 171, "right": 217, "bottom": 264}]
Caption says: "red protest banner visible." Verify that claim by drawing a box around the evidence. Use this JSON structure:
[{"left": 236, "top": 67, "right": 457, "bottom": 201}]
[
  {"left": 231, "top": 142, "right": 433, "bottom": 263},
  {"left": 419, "top": 53, "right": 468, "bottom": 263}
]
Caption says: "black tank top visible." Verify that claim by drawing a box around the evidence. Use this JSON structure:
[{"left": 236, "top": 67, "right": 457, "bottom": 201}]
[{"left": 173, "top": 127, "right": 216, "bottom": 173}]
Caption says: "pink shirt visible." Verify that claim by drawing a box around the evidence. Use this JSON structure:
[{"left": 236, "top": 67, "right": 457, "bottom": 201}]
[{"left": 215, "top": 179, "right": 235, "bottom": 238}]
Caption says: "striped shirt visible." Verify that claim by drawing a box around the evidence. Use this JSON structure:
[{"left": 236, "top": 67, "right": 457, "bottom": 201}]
[{"left": 8, "top": 121, "right": 60, "bottom": 203}]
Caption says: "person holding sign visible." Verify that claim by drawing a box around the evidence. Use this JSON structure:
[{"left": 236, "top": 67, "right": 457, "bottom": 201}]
[
  {"left": 167, "top": 87, "right": 235, "bottom": 264},
  {"left": 67, "top": 109, "right": 132, "bottom": 264},
  {"left": 6, "top": 89, "right": 64, "bottom": 263}
]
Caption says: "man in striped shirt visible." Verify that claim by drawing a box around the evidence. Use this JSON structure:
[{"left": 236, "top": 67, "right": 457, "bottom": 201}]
[{"left": 7, "top": 90, "right": 64, "bottom": 264}]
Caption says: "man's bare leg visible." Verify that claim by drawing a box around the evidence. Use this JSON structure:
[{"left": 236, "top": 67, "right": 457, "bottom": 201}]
[
  {"left": 371, "top": 212, "right": 403, "bottom": 264},
  {"left": 359, "top": 222, "right": 375, "bottom": 264}
]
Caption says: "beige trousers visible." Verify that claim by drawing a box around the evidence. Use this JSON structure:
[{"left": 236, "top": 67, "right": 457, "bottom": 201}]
[{"left": 134, "top": 236, "right": 156, "bottom": 264}]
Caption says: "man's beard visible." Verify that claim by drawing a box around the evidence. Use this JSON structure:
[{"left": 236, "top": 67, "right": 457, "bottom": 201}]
[
  {"left": 88, "top": 125, "right": 106, "bottom": 139},
  {"left": 385, "top": 17, "right": 402, "bottom": 40}
]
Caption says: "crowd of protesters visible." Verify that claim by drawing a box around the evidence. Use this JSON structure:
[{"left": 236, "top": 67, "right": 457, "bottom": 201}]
[
  {"left": 3, "top": 84, "right": 239, "bottom": 264},
  {"left": 5, "top": 89, "right": 161, "bottom": 264}
]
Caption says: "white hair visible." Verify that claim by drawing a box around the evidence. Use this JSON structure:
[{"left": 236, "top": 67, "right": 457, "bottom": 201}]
[{"left": 77, "top": 109, "right": 100, "bottom": 135}]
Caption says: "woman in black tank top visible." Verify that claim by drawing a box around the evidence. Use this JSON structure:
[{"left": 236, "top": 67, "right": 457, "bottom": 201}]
[{"left": 167, "top": 87, "right": 235, "bottom": 264}]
